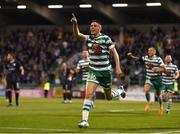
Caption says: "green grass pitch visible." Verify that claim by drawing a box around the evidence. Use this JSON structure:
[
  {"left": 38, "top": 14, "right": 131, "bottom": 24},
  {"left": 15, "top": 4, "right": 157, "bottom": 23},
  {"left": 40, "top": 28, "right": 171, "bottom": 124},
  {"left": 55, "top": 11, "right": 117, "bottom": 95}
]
[{"left": 0, "top": 97, "right": 180, "bottom": 133}]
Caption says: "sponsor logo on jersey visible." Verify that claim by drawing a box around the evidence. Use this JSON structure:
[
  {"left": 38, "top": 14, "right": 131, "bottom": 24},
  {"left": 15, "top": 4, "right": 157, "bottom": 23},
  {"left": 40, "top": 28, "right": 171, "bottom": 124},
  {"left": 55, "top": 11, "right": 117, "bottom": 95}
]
[{"left": 92, "top": 44, "right": 102, "bottom": 54}]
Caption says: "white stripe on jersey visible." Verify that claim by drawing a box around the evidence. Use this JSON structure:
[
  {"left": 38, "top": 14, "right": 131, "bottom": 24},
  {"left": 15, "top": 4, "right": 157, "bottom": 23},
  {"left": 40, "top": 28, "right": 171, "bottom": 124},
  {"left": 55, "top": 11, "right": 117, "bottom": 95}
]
[
  {"left": 90, "top": 60, "right": 110, "bottom": 65},
  {"left": 162, "top": 63, "right": 178, "bottom": 85},
  {"left": 109, "top": 44, "right": 115, "bottom": 49},
  {"left": 89, "top": 49, "right": 109, "bottom": 54},
  {"left": 77, "top": 59, "right": 89, "bottom": 81},
  {"left": 89, "top": 65, "right": 112, "bottom": 71},
  {"left": 90, "top": 55, "right": 107, "bottom": 59}
]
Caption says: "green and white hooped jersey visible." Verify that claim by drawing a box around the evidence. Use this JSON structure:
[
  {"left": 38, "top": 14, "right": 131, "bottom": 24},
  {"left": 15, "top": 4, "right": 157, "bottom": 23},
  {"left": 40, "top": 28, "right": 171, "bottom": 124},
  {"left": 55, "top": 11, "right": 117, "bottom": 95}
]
[
  {"left": 162, "top": 63, "right": 178, "bottom": 85},
  {"left": 77, "top": 59, "right": 90, "bottom": 81},
  {"left": 85, "top": 33, "right": 114, "bottom": 71},
  {"left": 142, "top": 55, "right": 164, "bottom": 79}
]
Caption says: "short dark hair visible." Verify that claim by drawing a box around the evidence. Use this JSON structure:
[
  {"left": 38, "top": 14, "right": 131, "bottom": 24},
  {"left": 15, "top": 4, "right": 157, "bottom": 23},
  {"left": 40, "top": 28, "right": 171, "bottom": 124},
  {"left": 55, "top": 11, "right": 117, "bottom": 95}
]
[
  {"left": 90, "top": 19, "right": 102, "bottom": 25},
  {"left": 148, "top": 46, "right": 155, "bottom": 49}
]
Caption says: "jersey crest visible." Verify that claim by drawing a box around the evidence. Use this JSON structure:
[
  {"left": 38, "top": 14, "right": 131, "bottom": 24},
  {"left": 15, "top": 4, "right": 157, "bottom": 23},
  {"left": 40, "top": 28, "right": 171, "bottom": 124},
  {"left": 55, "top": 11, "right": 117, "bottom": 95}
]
[{"left": 92, "top": 44, "right": 102, "bottom": 54}]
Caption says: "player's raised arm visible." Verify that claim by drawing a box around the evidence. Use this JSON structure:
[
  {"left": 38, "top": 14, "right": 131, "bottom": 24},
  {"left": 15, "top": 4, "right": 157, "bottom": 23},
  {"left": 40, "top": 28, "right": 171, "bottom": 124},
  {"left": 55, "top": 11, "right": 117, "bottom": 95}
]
[
  {"left": 71, "top": 13, "right": 87, "bottom": 41},
  {"left": 127, "top": 52, "right": 140, "bottom": 61}
]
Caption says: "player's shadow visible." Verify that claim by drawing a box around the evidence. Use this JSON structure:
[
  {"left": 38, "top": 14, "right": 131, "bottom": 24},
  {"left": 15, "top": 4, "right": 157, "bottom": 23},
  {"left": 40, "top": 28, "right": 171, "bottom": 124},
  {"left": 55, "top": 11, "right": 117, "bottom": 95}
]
[
  {"left": 91, "top": 127, "right": 179, "bottom": 133},
  {"left": 93, "top": 111, "right": 148, "bottom": 117}
]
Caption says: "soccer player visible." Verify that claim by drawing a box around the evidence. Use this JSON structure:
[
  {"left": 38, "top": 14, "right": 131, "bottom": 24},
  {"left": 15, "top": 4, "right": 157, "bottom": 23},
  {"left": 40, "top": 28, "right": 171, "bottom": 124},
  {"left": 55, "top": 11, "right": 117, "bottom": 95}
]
[
  {"left": 71, "top": 14, "right": 126, "bottom": 128},
  {"left": 60, "top": 62, "right": 74, "bottom": 103},
  {"left": 127, "top": 47, "right": 164, "bottom": 115},
  {"left": 161, "top": 55, "right": 179, "bottom": 114},
  {"left": 76, "top": 50, "right": 90, "bottom": 83},
  {"left": 5, "top": 52, "right": 24, "bottom": 106},
  {"left": 76, "top": 50, "right": 96, "bottom": 105}
]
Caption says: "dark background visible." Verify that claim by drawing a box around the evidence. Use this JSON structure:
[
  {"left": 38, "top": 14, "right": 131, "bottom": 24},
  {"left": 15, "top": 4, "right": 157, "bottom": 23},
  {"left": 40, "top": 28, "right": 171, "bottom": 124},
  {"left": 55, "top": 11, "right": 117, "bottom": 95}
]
[{"left": 0, "top": 0, "right": 179, "bottom": 26}]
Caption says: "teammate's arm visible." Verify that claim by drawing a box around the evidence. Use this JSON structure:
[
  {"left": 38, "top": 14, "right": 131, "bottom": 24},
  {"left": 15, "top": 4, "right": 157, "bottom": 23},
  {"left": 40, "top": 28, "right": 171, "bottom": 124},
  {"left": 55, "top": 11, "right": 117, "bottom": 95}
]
[
  {"left": 71, "top": 13, "right": 87, "bottom": 41},
  {"left": 152, "top": 65, "right": 167, "bottom": 73},
  {"left": 1, "top": 77, "right": 7, "bottom": 87},
  {"left": 172, "top": 67, "right": 180, "bottom": 79},
  {"left": 173, "top": 70, "right": 179, "bottom": 79},
  {"left": 127, "top": 52, "right": 140, "bottom": 61},
  {"left": 68, "top": 69, "right": 75, "bottom": 81},
  {"left": 110, "top": 47, "right": 123, "bottom": 76},
  {"left": 152, "top": 58, "right": 169, "bottom": 74}
]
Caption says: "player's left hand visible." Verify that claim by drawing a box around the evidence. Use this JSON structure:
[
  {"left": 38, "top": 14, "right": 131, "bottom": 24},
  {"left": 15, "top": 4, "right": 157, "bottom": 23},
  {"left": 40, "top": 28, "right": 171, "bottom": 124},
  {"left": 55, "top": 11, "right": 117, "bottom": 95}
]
[
  {"left": 115, "top": 67, "right": 123, "bottom": 76},
  {"left": 171, "top": 74, "right": 177, "bottom": 79},
  {"left": 71, "top": 13, "right": 77, "bottom": 24}
]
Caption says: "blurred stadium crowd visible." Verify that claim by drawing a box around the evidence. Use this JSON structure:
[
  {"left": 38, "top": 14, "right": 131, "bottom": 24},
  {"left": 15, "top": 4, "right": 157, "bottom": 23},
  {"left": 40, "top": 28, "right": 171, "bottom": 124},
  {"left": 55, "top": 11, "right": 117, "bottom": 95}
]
[{"left": 0, "top": 25, "right": 179, "bottom": 87}]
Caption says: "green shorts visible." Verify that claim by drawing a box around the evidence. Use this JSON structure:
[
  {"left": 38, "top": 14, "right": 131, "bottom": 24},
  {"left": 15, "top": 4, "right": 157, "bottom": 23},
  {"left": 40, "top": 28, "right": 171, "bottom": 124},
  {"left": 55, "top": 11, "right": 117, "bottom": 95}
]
[
  {"left": 87, "top": 70, "right": 112, "bottom": 89},
  {"left": 162, "top": 84, "right": 175, "bottom": 93},
  {"left": 145, "top": 77, "right": 163, "bottom": 91}
]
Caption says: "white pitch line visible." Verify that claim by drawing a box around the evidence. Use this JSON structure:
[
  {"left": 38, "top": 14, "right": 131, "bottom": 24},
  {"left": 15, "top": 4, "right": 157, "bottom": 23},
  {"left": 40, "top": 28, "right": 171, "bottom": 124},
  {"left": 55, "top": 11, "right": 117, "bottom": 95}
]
[
  {"left": 0, "top": 126, "right": 119, "bottom": 133},
  {"left": 159, "top": 130, "right": 180, "bottom": 134},
  {"left": 0, "top": 127, "right": 71, "bottom": 132}
]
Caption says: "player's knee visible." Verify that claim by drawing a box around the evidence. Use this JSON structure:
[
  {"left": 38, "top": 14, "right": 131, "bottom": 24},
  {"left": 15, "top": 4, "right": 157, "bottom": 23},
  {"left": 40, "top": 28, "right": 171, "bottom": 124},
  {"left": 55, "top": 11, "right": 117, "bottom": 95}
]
[
  {"left": 144, "top": 84, "right": 151, "bottom": 92},
  {"left": 85, "top": 93, "right": 93, "bottom": 99}
]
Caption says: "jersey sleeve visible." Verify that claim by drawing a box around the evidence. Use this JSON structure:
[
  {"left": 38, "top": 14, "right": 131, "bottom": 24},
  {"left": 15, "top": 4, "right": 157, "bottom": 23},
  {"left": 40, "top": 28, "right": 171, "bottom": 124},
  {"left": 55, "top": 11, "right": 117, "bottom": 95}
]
[
  {"left": 142, "top": 56, "right": 145, "bottom": 61},
  {"left": 85, "top": 35, "right": 90, "bottom": 41},
  {"left": 106, "top": 36, "right": 115, "bottom": 50},
  {"left": 158, "top": 57, "right": 164, "bottom": 66},
  {"left": 175, "top": 65, "right": 179, "bottom": 73},
  {"left": 139, "top": 56, "right": 144, "bottom": 62}
]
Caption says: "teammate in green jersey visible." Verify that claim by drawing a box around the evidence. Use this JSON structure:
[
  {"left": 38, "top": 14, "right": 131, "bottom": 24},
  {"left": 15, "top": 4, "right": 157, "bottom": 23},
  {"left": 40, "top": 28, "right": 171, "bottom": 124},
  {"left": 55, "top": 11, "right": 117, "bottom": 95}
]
[
  {"left": 128, "top": 47, "right": 165, "bottom": 115},
  {"left": 162, "top": 55, "right": 179, "bottom": 114}
]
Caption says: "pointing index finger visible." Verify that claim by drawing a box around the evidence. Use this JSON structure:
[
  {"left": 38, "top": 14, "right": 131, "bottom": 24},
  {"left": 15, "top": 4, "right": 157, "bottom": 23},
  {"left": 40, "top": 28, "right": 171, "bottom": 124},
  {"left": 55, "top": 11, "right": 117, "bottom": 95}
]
[{"left": 72, "top": 13, "right": 76, "bottom": 18}]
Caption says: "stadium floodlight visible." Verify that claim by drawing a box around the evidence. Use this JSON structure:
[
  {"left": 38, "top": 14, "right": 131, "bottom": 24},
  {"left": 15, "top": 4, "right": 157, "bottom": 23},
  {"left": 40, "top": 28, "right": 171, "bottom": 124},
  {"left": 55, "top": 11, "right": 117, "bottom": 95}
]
[
  {"left": 17, "top": 5, "right": 26, "bottom": 9},
  {"left": 79, "top": 4, "right": 92, "bottom": 8},
  {"left": 48, "top": 5, "right": 63, "bottom": 9},
  {"left": 112, "top": 3, "right": 128, "bottom": 7},
  {"left": 146, "top": 2, "right": 161, "bottom": 6}
]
